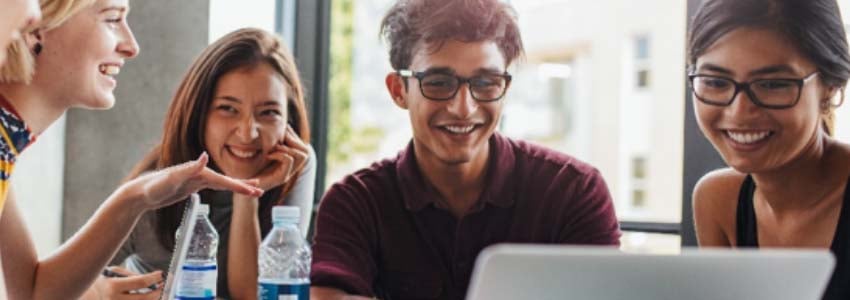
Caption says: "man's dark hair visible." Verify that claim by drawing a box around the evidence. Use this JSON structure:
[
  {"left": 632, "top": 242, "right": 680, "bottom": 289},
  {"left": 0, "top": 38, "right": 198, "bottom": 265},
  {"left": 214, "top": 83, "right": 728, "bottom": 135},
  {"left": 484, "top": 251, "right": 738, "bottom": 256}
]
[{"left": 380, "top": 0, "right": 524, "bottom": 70}]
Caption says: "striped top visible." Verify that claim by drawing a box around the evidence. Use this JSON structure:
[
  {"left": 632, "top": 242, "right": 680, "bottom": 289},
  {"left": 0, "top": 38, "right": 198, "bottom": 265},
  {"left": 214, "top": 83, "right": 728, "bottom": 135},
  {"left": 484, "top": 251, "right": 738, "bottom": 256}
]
[{"left": 0, "top": 94, "right": 35, "bottom": 215}]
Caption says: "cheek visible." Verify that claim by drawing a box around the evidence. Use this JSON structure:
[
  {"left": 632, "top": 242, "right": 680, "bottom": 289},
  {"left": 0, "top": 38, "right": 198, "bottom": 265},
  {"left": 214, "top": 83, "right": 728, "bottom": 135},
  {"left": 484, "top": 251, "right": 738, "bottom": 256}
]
[
  {"left": 203, "top": 118, "right": 227, "bottom": 149},
  {"left": 694, "top": 103, "right": 719, "bottom": 134},
  {"left": 261, "top": 122, "right": 287, "bottom": 146}
]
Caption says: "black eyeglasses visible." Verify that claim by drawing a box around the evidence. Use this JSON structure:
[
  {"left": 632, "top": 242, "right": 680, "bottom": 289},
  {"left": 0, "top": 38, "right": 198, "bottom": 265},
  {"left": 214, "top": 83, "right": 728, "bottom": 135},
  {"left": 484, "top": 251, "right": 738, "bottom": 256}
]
[
  {"left": 396, "top": 69, "right": 512, "bottom": 102},
  {"left": 688, "top": 72, "right": 819, "bottom": 109}
]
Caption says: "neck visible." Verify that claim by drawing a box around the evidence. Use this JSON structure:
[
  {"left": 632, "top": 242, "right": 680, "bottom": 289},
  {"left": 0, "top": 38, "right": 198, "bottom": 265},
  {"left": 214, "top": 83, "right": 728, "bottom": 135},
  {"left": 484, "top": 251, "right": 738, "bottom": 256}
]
[
  {"left": 752, "top": 130, "right": 836, "bottom": 212},
  {"left": 414, "top": 142, "right": 490, "bottom": 213},
  {"left": 0, "top": 82, "right": 69, "bottom": 134}
]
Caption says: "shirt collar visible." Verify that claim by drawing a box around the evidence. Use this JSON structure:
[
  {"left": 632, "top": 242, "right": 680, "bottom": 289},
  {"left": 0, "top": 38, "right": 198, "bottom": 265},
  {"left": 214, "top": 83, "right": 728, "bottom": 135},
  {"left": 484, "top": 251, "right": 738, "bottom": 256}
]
[
  {"left": 0, "top": 94, "right": 36, "bottom": 155},
  {"left": 396, "top": 132, "right": 517, "bottom": 212}
]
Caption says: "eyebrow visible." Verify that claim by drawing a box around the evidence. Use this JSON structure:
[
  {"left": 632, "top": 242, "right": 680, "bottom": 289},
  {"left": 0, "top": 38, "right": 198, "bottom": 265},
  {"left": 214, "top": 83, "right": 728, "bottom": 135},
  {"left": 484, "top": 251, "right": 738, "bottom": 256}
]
[
  {"left": 214, "top": 96, "right": 241, "bottom": 103},
  {"left": 747, "top": 65, "right": 798, "bottom": 77},
  {"left": 697, "top": 63, "right": 799, "bottom": 77},
  {"left": 215, "top": 97, "right": 282, "bottom": 107},
  {"left": 696, "top": 63, "right": 733, "bottom": 75},
  {"left": 421, "top": 66, "right": 505, "bottom": 75},
  {"left": 257, "top": 101, "right": 281, "bottom": 107},
  {"left": 99, "top": 6, "right": 128, "bottom": 14}
]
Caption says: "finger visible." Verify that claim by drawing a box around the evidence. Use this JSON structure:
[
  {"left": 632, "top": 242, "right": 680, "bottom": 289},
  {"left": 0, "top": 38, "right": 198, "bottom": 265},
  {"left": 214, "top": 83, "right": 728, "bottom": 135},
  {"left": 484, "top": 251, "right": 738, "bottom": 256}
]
[
  {"left": 139, "top": 154, "right": 210, "bottom": 204},
  {"left": 108, "top": 266, "right": 140, "bottom": 276},
  {"left": 263, "top": 152, "right": 295, "bottom": 187},
  {"left": 280, "top": 145, "right": 308, "bottom": 172},
  {"left": 199, "top": 167, "right": 264, "bottom": 196},
  {"left": 283, "top": 127, "right": 309, "bottom": 151},
  {"left": 109, "top": 271, "right": 164, "bottom": 293}
]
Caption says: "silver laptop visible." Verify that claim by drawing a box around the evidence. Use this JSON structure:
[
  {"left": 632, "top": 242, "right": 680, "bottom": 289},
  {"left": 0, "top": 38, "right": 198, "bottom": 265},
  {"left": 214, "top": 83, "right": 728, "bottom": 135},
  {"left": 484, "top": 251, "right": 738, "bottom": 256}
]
[{"left": 466, "top": 244, "right": 835, "bottom": 300}]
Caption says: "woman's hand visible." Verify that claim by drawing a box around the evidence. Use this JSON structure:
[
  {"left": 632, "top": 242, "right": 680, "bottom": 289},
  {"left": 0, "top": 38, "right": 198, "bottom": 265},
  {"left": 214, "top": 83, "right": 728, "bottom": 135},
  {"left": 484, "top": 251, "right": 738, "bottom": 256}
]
[
  {"left": 255, "top": 126, "right": 310, "bottom": 191},
  {"left": 122, "top": 152, "right": 263, "bottom": 211},
  {"left": 88, "top": 267, "right": 164, "bottom": 300}
]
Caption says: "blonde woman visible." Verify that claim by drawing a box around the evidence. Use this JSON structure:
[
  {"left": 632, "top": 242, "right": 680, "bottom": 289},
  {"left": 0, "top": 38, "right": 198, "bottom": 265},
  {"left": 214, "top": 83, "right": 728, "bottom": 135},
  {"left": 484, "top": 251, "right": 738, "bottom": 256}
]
[{"left": 0, "top": 1, "right": 263, "bottom": 299}]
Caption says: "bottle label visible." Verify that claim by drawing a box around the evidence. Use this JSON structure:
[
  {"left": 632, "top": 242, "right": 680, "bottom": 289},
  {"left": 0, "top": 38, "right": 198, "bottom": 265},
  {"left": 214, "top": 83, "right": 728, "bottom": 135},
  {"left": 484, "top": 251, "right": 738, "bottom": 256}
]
[
  {"left": 258, "top": 282, "right": 310, "bottom": 300},
  {"left": 176, "top": 262, "right": 217, "bottom": 300}
]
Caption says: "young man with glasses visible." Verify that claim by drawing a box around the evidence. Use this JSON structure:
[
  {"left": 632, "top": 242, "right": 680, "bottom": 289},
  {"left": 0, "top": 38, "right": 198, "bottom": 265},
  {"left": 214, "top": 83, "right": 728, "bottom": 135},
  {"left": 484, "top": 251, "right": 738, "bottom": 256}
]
[{"left": 310, "top": 0, "right": 620, "bottom": 299}]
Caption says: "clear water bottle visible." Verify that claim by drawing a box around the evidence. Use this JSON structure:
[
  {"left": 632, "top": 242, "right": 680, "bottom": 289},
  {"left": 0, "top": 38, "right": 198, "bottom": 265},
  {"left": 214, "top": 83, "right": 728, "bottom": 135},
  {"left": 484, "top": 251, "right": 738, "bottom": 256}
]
[
  {"left": 258, "top": 206, "right": 311, "bottom": 300},
  {"left": 176, "top": 204, "right": 219, "bottom": 300}
]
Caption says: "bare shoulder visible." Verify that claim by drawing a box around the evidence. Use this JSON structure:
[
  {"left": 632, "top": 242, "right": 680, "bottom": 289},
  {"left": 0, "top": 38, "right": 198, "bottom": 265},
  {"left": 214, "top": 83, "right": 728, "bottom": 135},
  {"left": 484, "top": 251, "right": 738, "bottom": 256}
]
[{"left": 692, "top": 168, "right": 747, "bottom": 246}]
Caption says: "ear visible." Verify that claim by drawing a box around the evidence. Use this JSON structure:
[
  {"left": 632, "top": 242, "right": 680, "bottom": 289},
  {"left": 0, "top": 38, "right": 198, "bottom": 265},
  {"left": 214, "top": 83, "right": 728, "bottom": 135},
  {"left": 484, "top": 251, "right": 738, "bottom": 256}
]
[
  {"left": 23, "top": 29, "right": 42, "bottom": 53},
  {"left": 824, "top": 85, "right": 845, "bottom": 108},
  {"left": 386, "top": 72, "right": 409, "bottom": 110}
]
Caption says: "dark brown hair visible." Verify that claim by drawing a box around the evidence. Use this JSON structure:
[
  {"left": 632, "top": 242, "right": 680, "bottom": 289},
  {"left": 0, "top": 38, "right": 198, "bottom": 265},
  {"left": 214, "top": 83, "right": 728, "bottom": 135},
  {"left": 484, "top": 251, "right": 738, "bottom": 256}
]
[
  {"left": 687, "top": 0, "right": 850, "bottom": 134},
  {"left": 126, "top": 28, "right": 311, "bottom": 249},
  {"left": 379, "top": 0, "right": 524, "bottom": 70}
]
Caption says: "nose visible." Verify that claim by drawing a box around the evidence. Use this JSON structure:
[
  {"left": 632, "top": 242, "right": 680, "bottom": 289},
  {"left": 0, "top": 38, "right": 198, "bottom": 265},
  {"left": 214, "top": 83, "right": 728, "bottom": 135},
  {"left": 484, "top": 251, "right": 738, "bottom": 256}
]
[
  {"left": 236, "top": 116, "right": 260, "bottom": 142},
  {"left": 117, "top": 23, "right": 140, "bottom": 59},
  {"left": 446, "top": 84, "right": 478, "bottom": 118},
  {"left": 726, "top": 89, "right": 761, "bottom": 118}
]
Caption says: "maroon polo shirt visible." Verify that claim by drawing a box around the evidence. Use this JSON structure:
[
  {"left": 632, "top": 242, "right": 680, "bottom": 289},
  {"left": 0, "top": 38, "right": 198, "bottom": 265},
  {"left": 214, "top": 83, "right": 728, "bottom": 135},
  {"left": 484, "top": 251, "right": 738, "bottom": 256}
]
[{"left": 311, "top": 133, "right": 621, "bottom": 300}]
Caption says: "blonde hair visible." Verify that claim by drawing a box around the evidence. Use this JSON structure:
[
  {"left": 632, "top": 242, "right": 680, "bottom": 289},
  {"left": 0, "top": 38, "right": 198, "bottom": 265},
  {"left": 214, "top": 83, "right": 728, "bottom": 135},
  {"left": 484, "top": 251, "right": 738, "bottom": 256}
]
[{"left": 0, "top": 0, "right": 96, "bottom": 84}]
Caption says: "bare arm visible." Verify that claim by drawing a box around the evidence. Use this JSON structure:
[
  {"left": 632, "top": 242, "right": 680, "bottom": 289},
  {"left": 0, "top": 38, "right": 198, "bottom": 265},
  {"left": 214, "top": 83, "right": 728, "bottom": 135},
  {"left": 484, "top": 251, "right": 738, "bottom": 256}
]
[
  {"left": 228, "top": 128, "right": 311, "bottom": 299},
  {"left": 227, "top": 194, "right": 262, "bottom": 300},
  {"left": 693, "top": 169, "right": 741, "bottom": 247},
  {"left": 1, "top": 187, "right": 146, "bottom": 299},
  {"left": 0, "top": 153, "right": 262, "bottom": 300}
]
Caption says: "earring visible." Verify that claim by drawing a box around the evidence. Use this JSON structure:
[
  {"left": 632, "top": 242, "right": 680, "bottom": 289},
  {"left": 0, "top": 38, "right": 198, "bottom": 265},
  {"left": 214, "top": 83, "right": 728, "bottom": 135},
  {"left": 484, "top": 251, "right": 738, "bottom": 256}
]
[{"left": 33, "top": 43, "right": 42, "bottom": 55}]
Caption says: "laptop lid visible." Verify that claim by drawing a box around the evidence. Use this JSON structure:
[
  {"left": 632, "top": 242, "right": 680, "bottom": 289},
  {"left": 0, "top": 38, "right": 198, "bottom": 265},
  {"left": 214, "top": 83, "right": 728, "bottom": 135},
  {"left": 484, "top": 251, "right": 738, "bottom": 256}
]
[{"left": 466, "top": 244, "right": 835, "bottom": 300}]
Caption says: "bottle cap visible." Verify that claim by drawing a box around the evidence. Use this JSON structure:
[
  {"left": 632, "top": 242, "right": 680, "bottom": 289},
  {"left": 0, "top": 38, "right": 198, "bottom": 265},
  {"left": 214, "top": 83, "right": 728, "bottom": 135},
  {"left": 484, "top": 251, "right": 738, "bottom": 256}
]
[{"left": 272, "top": 206, "right": 300, "bottom": 223}]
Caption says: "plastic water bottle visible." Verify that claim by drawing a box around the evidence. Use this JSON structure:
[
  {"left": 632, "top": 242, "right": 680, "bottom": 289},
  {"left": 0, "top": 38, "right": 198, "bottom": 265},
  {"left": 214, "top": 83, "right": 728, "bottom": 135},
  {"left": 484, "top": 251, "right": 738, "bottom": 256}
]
[
  {"left": 258, "top": 206, "right": 311, "bottom": 300},
  {"left": 176, "top": 204, "right": 219, "bottom": 300}
]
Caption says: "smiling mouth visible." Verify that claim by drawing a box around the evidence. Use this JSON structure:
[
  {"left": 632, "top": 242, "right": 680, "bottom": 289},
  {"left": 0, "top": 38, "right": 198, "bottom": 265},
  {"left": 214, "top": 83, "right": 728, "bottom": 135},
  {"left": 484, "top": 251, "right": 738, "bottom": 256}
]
[
  {"left": 724, "top": 130, "right": 774, "bottom": 145},
  {"left": 226, "top": 146, "right": 260, "bottom": 159},
  {"left": 99, "top": 64, "right": 121, "bottom": 76},
  {"left": 438, "top": 124, "right": 479, "bottom": 135}
]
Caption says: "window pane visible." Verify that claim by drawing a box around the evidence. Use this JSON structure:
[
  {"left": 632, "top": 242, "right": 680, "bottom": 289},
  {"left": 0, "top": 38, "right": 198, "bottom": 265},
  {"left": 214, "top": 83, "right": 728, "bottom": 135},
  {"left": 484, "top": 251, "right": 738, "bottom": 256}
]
[{"left": 504, "top": 1, "right": 686, "bottom": 224}]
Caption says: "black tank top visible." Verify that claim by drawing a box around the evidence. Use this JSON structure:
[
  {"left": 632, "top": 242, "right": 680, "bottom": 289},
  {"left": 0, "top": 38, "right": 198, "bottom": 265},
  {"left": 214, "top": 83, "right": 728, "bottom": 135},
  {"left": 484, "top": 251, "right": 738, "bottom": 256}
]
[{"left": 737, "top": 175, "right": 850, "bottom": 300}]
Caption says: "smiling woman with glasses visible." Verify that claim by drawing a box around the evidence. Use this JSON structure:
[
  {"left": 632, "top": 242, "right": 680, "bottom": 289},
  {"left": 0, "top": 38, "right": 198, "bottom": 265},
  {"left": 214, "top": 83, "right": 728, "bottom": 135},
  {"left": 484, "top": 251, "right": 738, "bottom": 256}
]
[{"left": 687, "top": 0, "right": 850, "bottom": 299}]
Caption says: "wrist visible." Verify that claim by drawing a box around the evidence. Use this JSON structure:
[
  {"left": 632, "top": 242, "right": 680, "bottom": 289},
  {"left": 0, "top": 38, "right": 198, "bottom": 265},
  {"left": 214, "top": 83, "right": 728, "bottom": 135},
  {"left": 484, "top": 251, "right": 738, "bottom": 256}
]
[
  {"left": 232, "top": 193, "right": 260, "bottom": 208},
  {"left": 108, "top": 182, "right": 150, "bottom": 217}
]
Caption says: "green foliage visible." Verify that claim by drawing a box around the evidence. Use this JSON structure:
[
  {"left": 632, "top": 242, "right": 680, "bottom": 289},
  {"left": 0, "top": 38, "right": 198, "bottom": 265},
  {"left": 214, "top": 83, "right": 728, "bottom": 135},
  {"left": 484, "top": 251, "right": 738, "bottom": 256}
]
[
  {"left": 328, "top": 0, "right": 355, "bottom": 167},
  {"left": 327, "top": 0, "right": 387, "bottom": 182}
]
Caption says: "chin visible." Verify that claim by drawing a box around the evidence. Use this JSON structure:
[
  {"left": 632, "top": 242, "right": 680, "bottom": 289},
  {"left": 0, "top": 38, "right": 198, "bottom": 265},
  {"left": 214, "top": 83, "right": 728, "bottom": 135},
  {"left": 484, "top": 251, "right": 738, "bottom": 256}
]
[
  {"left": 83, "top": 95, "right": 116, "bottom": 110},
  {"left": 436, "top": 151, "right": 475, "bottom": 165}
]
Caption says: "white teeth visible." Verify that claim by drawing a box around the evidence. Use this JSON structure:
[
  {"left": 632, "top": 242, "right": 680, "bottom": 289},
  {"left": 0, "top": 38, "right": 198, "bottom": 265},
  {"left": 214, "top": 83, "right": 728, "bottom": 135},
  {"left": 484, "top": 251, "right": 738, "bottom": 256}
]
[
  {"left": 229, "top": 147, "right": 258, "bottom": 159},
  {"left": 99, "top": 65, "right": 120, "bottom": 76},
  {"left": 727, "top": 131, "right": 771, "bottom": 144},
  {"left": 443, "top": 125, "right": 475, "bottom": 134}
]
